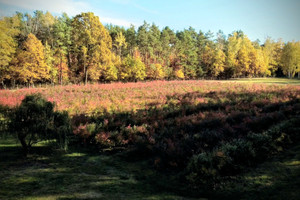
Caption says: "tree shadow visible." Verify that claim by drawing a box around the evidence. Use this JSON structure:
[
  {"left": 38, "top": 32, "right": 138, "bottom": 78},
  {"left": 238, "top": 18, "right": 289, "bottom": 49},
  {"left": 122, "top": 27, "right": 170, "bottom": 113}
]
[
  {"left": 0, "top": 140, "right": 196, "bottom": 199},
  {"left": 1, "top": 88, "right": 300, "bottom": 199}
]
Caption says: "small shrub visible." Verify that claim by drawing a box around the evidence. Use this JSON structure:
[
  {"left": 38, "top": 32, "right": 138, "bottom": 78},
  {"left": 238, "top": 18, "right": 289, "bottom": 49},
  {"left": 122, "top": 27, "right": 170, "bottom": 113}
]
[
  {"left": 246, "top": 132, "right": 273, "bottom": 161},
  {"left": 9, "top": 94, "right": 71, "bottom": 155},
  {"left": 221, "top": 139, "right": 255, "bottom": 168},
  {"left": 186, "top": 151, "right": 228, "bottom": 187}
]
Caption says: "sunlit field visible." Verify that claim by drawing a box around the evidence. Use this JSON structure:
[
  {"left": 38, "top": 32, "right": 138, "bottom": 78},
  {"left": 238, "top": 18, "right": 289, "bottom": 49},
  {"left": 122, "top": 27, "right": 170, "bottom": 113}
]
[
  {"left": 1, "top": 79, "right": 300, "bottom": 114},
  {"left": 1, "top": 79, "right": 300, "bottom": 199},
  {"left": 230, "top": 77, "right": 300, "bottom": 85}
]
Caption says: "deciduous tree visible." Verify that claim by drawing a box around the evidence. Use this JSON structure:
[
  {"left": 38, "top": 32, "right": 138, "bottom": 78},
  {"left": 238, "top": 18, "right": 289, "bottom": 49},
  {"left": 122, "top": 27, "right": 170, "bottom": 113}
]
[
  {"left": 281, "top": 42, "right": 300, "bottom": 78},
  {"left": 72, "top": 12, "right": 113, "bottom": 84},
  {"left": 13, "top": 33, "right": 50, "bottom": 84},
  {"left": 0, "top": 17, "right": 19, "bottom": 86}
]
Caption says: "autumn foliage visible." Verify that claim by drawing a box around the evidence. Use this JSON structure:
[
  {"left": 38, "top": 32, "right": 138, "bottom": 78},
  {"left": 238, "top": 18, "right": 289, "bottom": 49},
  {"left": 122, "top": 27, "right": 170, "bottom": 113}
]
[{"left": 0, "top": 11, "right": 300, "bottom": 88}]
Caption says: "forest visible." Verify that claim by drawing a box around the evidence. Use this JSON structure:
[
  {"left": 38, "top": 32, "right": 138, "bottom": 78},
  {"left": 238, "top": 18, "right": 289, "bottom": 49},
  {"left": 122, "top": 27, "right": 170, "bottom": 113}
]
[{"left": 1, "top": 11, "right": 300, "bottom": 88}]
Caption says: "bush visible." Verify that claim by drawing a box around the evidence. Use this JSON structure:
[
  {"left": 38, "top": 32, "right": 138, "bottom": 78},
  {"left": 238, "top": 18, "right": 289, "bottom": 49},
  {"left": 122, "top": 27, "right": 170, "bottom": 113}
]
[
  {"left": 220, "top": 139, "right": 255, "bottom": 169},
  {"left": 186, "top": 151, "right": 228, "bottom": 187},
  {"left": 9, "top": 94, "right": 71, "bottom": 155}
]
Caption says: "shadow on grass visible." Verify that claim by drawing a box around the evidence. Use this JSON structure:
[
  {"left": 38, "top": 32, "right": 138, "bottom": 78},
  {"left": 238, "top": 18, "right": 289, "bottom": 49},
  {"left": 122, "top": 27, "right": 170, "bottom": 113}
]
[
  {"left": 1, "top": 142, "right": 299, "bottom": 200},
  {"left": 212, "top": 144, "right": 300, "bottom": 200},
  {"left": 0, "top": 142, "right": 197, "bottom": 200},
  {"left": 1, "top": 87, "right": 300, "bottom": 199}
]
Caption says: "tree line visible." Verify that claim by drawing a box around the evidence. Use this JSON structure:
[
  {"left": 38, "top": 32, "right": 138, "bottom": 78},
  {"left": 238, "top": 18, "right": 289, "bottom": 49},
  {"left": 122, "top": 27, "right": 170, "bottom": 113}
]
[{"left": 1, "top": 11, "right": 300, "bottom": 87}]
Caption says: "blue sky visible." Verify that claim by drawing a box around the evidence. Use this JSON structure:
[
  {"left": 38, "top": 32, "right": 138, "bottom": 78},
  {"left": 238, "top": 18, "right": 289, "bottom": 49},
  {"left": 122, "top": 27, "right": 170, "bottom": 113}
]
[{"left": 0, "top": 0, "right": 299, "bottom": 42}]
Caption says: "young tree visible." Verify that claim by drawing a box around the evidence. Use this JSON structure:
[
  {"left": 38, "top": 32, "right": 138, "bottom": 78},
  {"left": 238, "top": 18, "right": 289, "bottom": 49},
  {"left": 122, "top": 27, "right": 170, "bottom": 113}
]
[
  {"left": 147, "top": 63, "right": 165, "bottom": 79},
  {"left": 119, "top": 55, "right": 146, "bottom": 81},
  {"left": 114, "top": 32, "right": 127, "bottom": 58}
]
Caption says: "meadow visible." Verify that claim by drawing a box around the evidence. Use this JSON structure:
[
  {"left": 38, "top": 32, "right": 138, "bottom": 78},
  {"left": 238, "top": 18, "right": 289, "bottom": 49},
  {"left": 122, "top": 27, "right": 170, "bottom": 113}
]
[{"left": 1, "top": 78, "right": 300, "bottom": 199}]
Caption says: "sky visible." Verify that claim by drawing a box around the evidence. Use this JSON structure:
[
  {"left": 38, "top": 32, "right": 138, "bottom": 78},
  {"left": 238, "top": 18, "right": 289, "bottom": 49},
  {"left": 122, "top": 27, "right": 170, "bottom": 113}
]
[{"left": 0, "top": 0, "right": 299, "bottom": 43}]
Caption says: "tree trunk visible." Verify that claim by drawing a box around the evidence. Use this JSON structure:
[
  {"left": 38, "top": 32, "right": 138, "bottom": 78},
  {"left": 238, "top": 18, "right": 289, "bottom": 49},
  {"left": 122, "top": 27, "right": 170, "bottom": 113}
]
[
  {"left": 18, "top": 135, "right": 28, "bottom": 157},
  {"left": 85, "top": 67, "right": 88, "bottom": 85},
  {"left": 1, "top": 81, "right": 5, "bottom": 89},
  {"left": 60, "top": 55, "right": 63, "bottom": 85},
  {"left": 67, "top": 51, "right": 71, "bottom": 69}
]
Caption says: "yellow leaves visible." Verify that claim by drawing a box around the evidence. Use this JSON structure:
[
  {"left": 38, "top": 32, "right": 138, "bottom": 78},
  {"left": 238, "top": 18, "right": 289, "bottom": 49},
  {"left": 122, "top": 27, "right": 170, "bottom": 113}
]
[
  {"left": 175, "top": 69, "right": 184, "bottom": 79},
  {"left": 81, "top": 46, "right": 88, "bottom": 57},
  {"left": 0, "top": 18, "right": 18, "bottom": 77},
  {"left": 72, "top": 12, "right": 113, "bottom": 82},
  {"left": 147, "top": 63, "right": 165, "bottom": 79},
  {"left": 114, "top": 32, "right": 127, "bottom": 56},
  {"left": 119, "top": 55, "right": 146, "bottom": 81},
  {"left": 14, "top": 33, "right": 50, "bottom": 83},
  {"left": 42, "top": 11, "right": 55, "bottom": 27},
  {"left": 281, "top": 41, "right": 300, "bottom": 78},
  {"left": 212, "top": 49, "right": 225, "bottom": 77},
  {"left": 226, "top": 32, "right": 272, "bottom": 78}
]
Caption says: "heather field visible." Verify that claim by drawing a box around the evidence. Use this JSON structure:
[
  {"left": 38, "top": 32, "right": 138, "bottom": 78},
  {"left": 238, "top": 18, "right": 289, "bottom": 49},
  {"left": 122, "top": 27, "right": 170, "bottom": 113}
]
[
  {"left": 1, "top": 79, "right": 300, "bottom": 115},
  {"left": 1, "top": 79, "right": 300, "bottom": 199}
]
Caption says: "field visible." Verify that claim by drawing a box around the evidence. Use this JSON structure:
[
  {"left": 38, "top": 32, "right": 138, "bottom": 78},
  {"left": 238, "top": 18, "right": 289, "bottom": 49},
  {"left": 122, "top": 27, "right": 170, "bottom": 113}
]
[{"left": 1, "top": 78, "right": 300, "bottom": 199}]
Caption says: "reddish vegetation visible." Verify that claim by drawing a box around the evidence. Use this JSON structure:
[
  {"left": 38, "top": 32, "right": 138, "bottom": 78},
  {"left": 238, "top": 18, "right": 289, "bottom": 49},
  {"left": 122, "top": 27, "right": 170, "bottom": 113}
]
[
  {"left": 1, "top": 80, "right": 299, "bottom": 115},
  {"left": 1, "top": 80, "right": 300, "bottom": 186}
]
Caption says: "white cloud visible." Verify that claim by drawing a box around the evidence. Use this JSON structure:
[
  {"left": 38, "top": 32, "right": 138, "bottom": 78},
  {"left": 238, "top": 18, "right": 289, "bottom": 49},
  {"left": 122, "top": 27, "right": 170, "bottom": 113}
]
[
  {"left": 0, "top": 0, "right": 137, "bottom": 27},
  {"left": 100, "top": 16, "right": 138, "bottom": 27},
  {"left": 0, "top": 0, "right": 90, "bottom": 16}
]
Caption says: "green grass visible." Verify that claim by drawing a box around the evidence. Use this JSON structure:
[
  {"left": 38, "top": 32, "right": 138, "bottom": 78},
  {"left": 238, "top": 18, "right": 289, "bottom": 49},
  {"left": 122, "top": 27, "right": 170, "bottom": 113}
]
[
  {"left": 0, "top": 138, "right": 198, "bottom": 200},
  {"left": 227, "top": 77, "right": 300, "bottom": 85},
  {"left": 213, "top": 144, "right": 300, "bottom": 200},
  {"left": 1, "top": 137, "right": 299, "bottom": 200}
]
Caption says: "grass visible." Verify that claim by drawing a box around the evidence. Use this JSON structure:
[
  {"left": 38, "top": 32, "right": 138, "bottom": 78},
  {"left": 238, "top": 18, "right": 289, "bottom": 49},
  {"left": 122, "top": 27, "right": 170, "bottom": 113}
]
[
  {"left": 0, "top": 137, "right": 299, "bottom": 200},
  {"left": 213, "top": 144, "right": 300, "bottom": 200},
  {"left": 0, "top": 138, "right": 197, "bottom": 200},
  {"left": 229, "top": 77, "right": 300, "bottom": 85}
]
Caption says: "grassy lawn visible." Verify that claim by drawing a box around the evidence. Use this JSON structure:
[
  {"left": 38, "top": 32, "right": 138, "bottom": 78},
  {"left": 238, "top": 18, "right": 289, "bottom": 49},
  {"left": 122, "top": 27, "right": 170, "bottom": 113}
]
[
  {"left": 0, "top": 137, "right": 299, "bottom": 200},
  {"left": 215, "top": 144, "right": 300, "bottom": 200},
  {"left": 229, "top": 77, "right": 300, "bottom": 85},
  {"left": 0, "top": 138, "right": 197, "bottom": 200}
]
